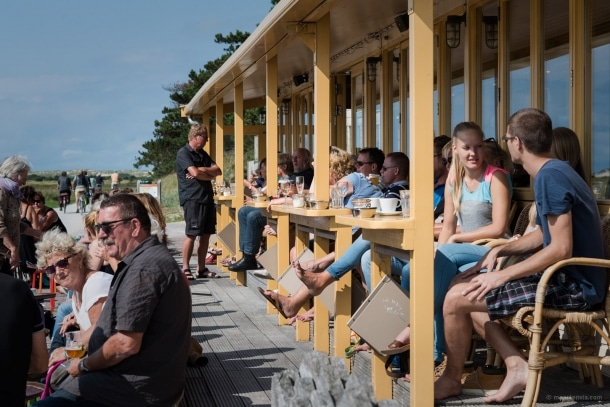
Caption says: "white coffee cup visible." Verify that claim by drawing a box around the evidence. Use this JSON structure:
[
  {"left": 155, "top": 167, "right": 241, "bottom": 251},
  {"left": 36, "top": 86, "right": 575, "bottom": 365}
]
[
  {"left": 379, "top": 197, "right": 399, "bottom": 212},
  {"left": 368, "top": 197, "right": 380, "bottom": 208}
]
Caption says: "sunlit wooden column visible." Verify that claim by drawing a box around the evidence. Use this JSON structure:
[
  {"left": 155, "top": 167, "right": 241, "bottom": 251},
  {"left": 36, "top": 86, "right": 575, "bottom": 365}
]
[
  {"left": 233, "top": 82, "right": 246, "bottom": 286},
  {"left": 498, "top": 1, "right": 510, "bottom": 142},
  {"left": 465, "top": 4, "right": 482, "bottom": 123},
  {"left": 265, "top": 55, "right": 280, "bottom": 311},
  {"left": 530, "top": 0, "right": 544, "bottom": 109},
  {"left": 312, "top": 11, "right": 332, "bottom": 352},
  {"left": 275, "top": 210, "right": 291, "bottom": 325},
  {"left": 332, "top": 222, "right": 353, "bottom": 367},
  {"left": 408, "top": 1, "right": 435, "bottom": 405},
  {"left": 214, "top": 100, "right": 232, "bottom": 273},
  {"left": 369, "top": 243, "right": 394, "bottom": 399},
  {"left": 569, "top": 0, "right": 589, "bottom": 178},
  {"left": 294, "top": 225, "right": 310, "bottom": 341}
]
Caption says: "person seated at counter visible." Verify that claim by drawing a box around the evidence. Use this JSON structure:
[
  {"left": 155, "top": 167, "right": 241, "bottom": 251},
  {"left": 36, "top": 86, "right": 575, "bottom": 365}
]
[
  {"left": 259, "top": 147, "right": 384, "bottom": 318},
  {"left": 291, "top": 148, "right": 314, "bottom": 189},
  {"left": 229, "top": 154, "right": 295, "bottom": 272},
  {"left": 370, "top": 122, "right": 513, "bottom": 372}
]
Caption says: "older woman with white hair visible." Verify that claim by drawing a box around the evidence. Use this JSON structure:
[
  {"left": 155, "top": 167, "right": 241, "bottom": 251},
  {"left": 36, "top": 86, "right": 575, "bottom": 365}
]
[
  {"left": 0, "top": 155, "right": 34, "bottom": 275},
  {"left": 37, "top": 228, "right": 113, "bottom": 366}
]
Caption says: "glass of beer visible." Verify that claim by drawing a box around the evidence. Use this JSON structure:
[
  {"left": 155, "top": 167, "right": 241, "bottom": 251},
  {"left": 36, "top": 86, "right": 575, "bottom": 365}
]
[{"left": 65, "top": 331, "right": 86, "bottom": 359}]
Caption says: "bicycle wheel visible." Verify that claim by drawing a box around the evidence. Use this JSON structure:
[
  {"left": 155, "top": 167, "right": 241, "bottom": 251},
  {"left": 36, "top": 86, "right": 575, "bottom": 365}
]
[{"left": 78, "top": 196, "right": 86, "bottom": 214}]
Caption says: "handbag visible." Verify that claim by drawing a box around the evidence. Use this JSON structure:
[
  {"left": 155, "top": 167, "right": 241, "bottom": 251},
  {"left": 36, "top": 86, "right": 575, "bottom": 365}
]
[{"left": 42, "top": 359, "right": 69, "bottom": 399}]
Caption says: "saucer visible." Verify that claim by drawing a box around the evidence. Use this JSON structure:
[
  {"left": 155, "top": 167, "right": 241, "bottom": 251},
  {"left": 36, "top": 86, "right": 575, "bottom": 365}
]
[{"left": 377, "top": 210, "right": 402, "bottom": 216}]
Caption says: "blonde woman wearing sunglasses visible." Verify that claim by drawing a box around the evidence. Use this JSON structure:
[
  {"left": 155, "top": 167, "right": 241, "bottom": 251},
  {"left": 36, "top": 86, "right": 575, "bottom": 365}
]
[{"left": 36, "top": 228, "right": 112, "bottom": 366}]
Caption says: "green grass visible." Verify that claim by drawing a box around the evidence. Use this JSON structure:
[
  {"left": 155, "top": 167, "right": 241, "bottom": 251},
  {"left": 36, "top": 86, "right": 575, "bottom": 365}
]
[{"left": 27, "top": 175, "right": 184, "bottom": 223}]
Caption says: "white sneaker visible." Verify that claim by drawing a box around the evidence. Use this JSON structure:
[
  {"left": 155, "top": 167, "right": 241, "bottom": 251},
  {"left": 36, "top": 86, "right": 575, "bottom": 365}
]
[{"left": 253, "top": 269, "right": 273, "bottom": 279}]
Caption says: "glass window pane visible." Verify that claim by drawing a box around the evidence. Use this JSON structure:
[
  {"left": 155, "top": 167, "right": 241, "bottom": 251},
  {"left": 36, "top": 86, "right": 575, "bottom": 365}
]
[
  {"left": 543, "top": 0, "right": 569, "bottom": 127},
  {"left": 353, "top": 74, "right": 364, "bottom": 149},
  {"left": 591, "top": 0, "right": 610, "bottom": 199}
]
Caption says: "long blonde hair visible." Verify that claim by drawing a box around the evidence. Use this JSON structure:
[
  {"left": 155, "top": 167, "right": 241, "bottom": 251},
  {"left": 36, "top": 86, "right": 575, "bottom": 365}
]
[{"left": 451, "top": 122, "right": 485, "bottom": 214}]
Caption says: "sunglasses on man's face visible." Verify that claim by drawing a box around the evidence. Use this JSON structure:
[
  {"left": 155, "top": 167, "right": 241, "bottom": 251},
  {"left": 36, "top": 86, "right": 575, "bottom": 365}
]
[
  {"left": 442, "top": 157, "right": 453, "bottom": 166},
  {"left": 94, "top": 217, "right": 135, "bottom": 234},
  {"left": 44, "top": 254, "right": 76, "bottom": 275}
]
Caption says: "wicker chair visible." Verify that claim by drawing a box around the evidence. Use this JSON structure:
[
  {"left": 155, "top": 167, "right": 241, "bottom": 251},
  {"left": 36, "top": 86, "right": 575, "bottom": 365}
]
[{"left": 500, "top": 215, "right": 610, "bottom": 406}]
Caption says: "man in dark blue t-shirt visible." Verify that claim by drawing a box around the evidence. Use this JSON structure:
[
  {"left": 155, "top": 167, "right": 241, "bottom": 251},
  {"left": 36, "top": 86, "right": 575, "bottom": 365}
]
[{"left": 436, "top": 108, "right": 606, "bottom": 402}]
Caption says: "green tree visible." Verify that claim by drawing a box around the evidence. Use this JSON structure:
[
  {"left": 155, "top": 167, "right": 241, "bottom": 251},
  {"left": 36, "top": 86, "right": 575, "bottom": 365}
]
[{"left": 135, "top": 31, "right": 250, "bottom": 177}]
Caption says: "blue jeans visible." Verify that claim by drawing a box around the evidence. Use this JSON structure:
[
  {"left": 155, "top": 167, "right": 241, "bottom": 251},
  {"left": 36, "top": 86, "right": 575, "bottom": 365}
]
[
  {"left": 32, "top": 389, "right": 106, "bottom": 407},
  {"left": 360, "top": 249, "right": 407, "bottom": 292},
  {"left": 431, "top": 243, "right": 490, "bottom": 360},
  {"left": 326, "top": 235, "right": 371, "bottom": 280},
  {"left": 237, "top": 206, "right": 268, "bottom": 255},
  {"left": 49, "top": 300, "right": 73, "bottom": 354}
]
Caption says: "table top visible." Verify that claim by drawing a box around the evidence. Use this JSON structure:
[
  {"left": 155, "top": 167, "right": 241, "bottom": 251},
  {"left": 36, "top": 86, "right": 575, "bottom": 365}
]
[{"left": 33, "top": 292, "right": 56, "bottom": 301}]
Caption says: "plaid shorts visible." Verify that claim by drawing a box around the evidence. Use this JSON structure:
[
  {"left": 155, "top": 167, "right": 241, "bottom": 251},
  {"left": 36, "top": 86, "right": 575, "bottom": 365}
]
[{"left": 485, "top": 271, "right": 590, "bottom": 320}]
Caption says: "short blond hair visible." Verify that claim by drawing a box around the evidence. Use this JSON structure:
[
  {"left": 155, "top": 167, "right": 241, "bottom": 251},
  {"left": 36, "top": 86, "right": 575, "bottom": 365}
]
[
  {"left": 188, "top": 124, "right": 208, "bottom": 141},
  {"left": 35, "top": 228, "right": 89, "bottom": 270}
]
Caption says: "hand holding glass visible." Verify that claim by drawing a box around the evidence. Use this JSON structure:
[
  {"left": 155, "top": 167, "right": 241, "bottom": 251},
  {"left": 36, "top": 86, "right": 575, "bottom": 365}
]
[
  {"left": 65, "top": 331, "right": 85, "bottom": 359},
  {"left": 295, "top": 176, "right": 305, "bottom": 194}
]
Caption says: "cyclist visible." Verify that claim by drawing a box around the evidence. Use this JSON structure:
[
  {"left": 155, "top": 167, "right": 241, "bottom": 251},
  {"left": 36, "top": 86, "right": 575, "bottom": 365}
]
[
  {"left": 57, "top": 170, "right": 71, "bottom": 209},
  {"left": 72, "top": 169, "right": 89, "bottom": 213}
]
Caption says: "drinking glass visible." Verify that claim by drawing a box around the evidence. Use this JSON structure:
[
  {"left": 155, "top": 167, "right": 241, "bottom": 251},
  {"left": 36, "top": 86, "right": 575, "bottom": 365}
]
[
  {"left": 65, "top": 331, "right": 86, "bottom": 359},
  {"left": 295, "top": 176, "right": 305, "bottom": 194},
  {"left": 279, "top": 181, "right": 291, "bottom": 206},
  {"left": 335, "top": 181, "right": 348, "bottom": 209}
]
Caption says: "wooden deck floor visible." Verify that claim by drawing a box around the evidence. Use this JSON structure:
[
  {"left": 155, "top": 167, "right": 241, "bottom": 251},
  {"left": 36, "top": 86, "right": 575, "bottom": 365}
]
[
  {"left": 177, "top": 265, "right": 610, "bottom": 407},
  {"left": 41, "top": 219, "right": 610, "bottom": 406}
]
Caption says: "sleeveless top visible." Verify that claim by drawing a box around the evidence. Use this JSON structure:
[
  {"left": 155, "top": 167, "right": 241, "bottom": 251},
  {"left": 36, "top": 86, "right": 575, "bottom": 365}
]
[
  {"left": 451, "top": 164, "right": 511, "bottom": 235},
  {"left": 40, "top": 207, "right": 68, "bottom": 233}
]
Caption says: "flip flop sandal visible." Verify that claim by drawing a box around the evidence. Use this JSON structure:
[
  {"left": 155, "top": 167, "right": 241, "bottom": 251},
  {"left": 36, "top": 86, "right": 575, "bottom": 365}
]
[
  {"left": 183, "top": 269, "right": 195, "bottom": 280},
  {"left": 380, "top": 339, "right": 410, "bottom": 356},
  {"left": 197, "top": 268, "right": 221, "bottom": 279},
  {"left": 344, "top": 344, "right": 358, "bottom": 358},
  {"left": 257, "top": 287, "right": 288, "bottom": 319}
]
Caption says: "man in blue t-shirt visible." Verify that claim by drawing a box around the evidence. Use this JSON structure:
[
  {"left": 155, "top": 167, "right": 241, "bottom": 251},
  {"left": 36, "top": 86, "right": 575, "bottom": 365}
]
[{"left": 436, "top": 108, "right": 606, "bottom": 402}]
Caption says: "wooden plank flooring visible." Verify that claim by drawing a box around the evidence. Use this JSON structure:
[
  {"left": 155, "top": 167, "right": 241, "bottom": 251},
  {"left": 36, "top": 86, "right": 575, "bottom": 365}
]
[{"left": 43, "top": 220, "right": 610, "bottom": 406}]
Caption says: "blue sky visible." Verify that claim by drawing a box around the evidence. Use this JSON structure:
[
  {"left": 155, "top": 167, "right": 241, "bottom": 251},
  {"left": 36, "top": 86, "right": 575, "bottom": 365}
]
[{"left": 0, "top": 0, "right": 271, "bottom": 172}]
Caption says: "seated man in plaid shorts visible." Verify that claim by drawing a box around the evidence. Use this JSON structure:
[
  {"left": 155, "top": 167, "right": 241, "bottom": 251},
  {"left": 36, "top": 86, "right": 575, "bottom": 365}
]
[{"left": 435, "top": 108, "right": 606, "bottom": 402}]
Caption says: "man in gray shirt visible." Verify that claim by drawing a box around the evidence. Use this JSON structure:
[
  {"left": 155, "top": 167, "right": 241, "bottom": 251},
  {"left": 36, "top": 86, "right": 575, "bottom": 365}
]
[{"left": 35, "top": 194, "right": 191, "bottom": 406}]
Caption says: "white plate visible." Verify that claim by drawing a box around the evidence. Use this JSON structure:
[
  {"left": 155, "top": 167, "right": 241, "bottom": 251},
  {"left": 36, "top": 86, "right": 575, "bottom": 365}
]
[{"left": 377, "top": 210, "right": 402, "bottom": 216}]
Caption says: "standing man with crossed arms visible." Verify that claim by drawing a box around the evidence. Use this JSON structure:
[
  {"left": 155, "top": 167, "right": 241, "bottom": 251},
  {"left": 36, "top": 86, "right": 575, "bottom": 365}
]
[{"left": 176, "top": 123, "right": 222, "bottom": 280}]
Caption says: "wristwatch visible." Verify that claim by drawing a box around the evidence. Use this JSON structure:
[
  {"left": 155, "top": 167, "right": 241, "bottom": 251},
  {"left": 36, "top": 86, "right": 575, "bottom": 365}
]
[{"left": 79, "top": 358, "right": 90, "bottom": 374}]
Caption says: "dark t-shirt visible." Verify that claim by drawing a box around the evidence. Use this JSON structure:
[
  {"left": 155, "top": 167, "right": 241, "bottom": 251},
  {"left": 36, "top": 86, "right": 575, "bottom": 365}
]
[
  {"left": 0, "top": 274, "right": 44, "bottom": 406},
  {"left": 176, "top": 144, "right": 216, "bottom": 205},
  {"left": 290, "top": 167, "right": 314, "bottom": 189},
  {"left": 534, "top": 159, "right": 606, "bottom": 305},
  {"left": 63, "top": 237, "right": 192, "bottom": 406},
  {"left": 57, "top": 175, "right": 71, "bottom": 193}
]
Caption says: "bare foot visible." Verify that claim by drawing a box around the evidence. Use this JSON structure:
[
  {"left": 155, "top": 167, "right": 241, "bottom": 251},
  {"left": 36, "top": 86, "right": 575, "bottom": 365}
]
[
  {"left": 296, "top": 307, "right": 315, "bottom": 322},
  {"left": 293, "top": 261, "right": 332, "bottom": 296},
  {"left": 353, "top": 342, "right": 371, "bottom": 352},
  {"left": 261, "top": 290, "right": 298, "bottom": 318},
  {"left": 434, "top": 374, "right": 462, "bottom": 400},
  {"left": 483, "top": 358, "right": 528, "bottom": 403},
  {"left": 293, "top": 259, "right": 322, "bottom": 273}
]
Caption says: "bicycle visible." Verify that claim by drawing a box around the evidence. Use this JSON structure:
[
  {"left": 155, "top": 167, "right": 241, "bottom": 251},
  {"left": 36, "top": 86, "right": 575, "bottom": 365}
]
[
  {"left": 58, "top": 193, "right": 70, "bottom": 214},
  {"left": 77, "top": 194, "right": 87, "bottom": 215}
]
